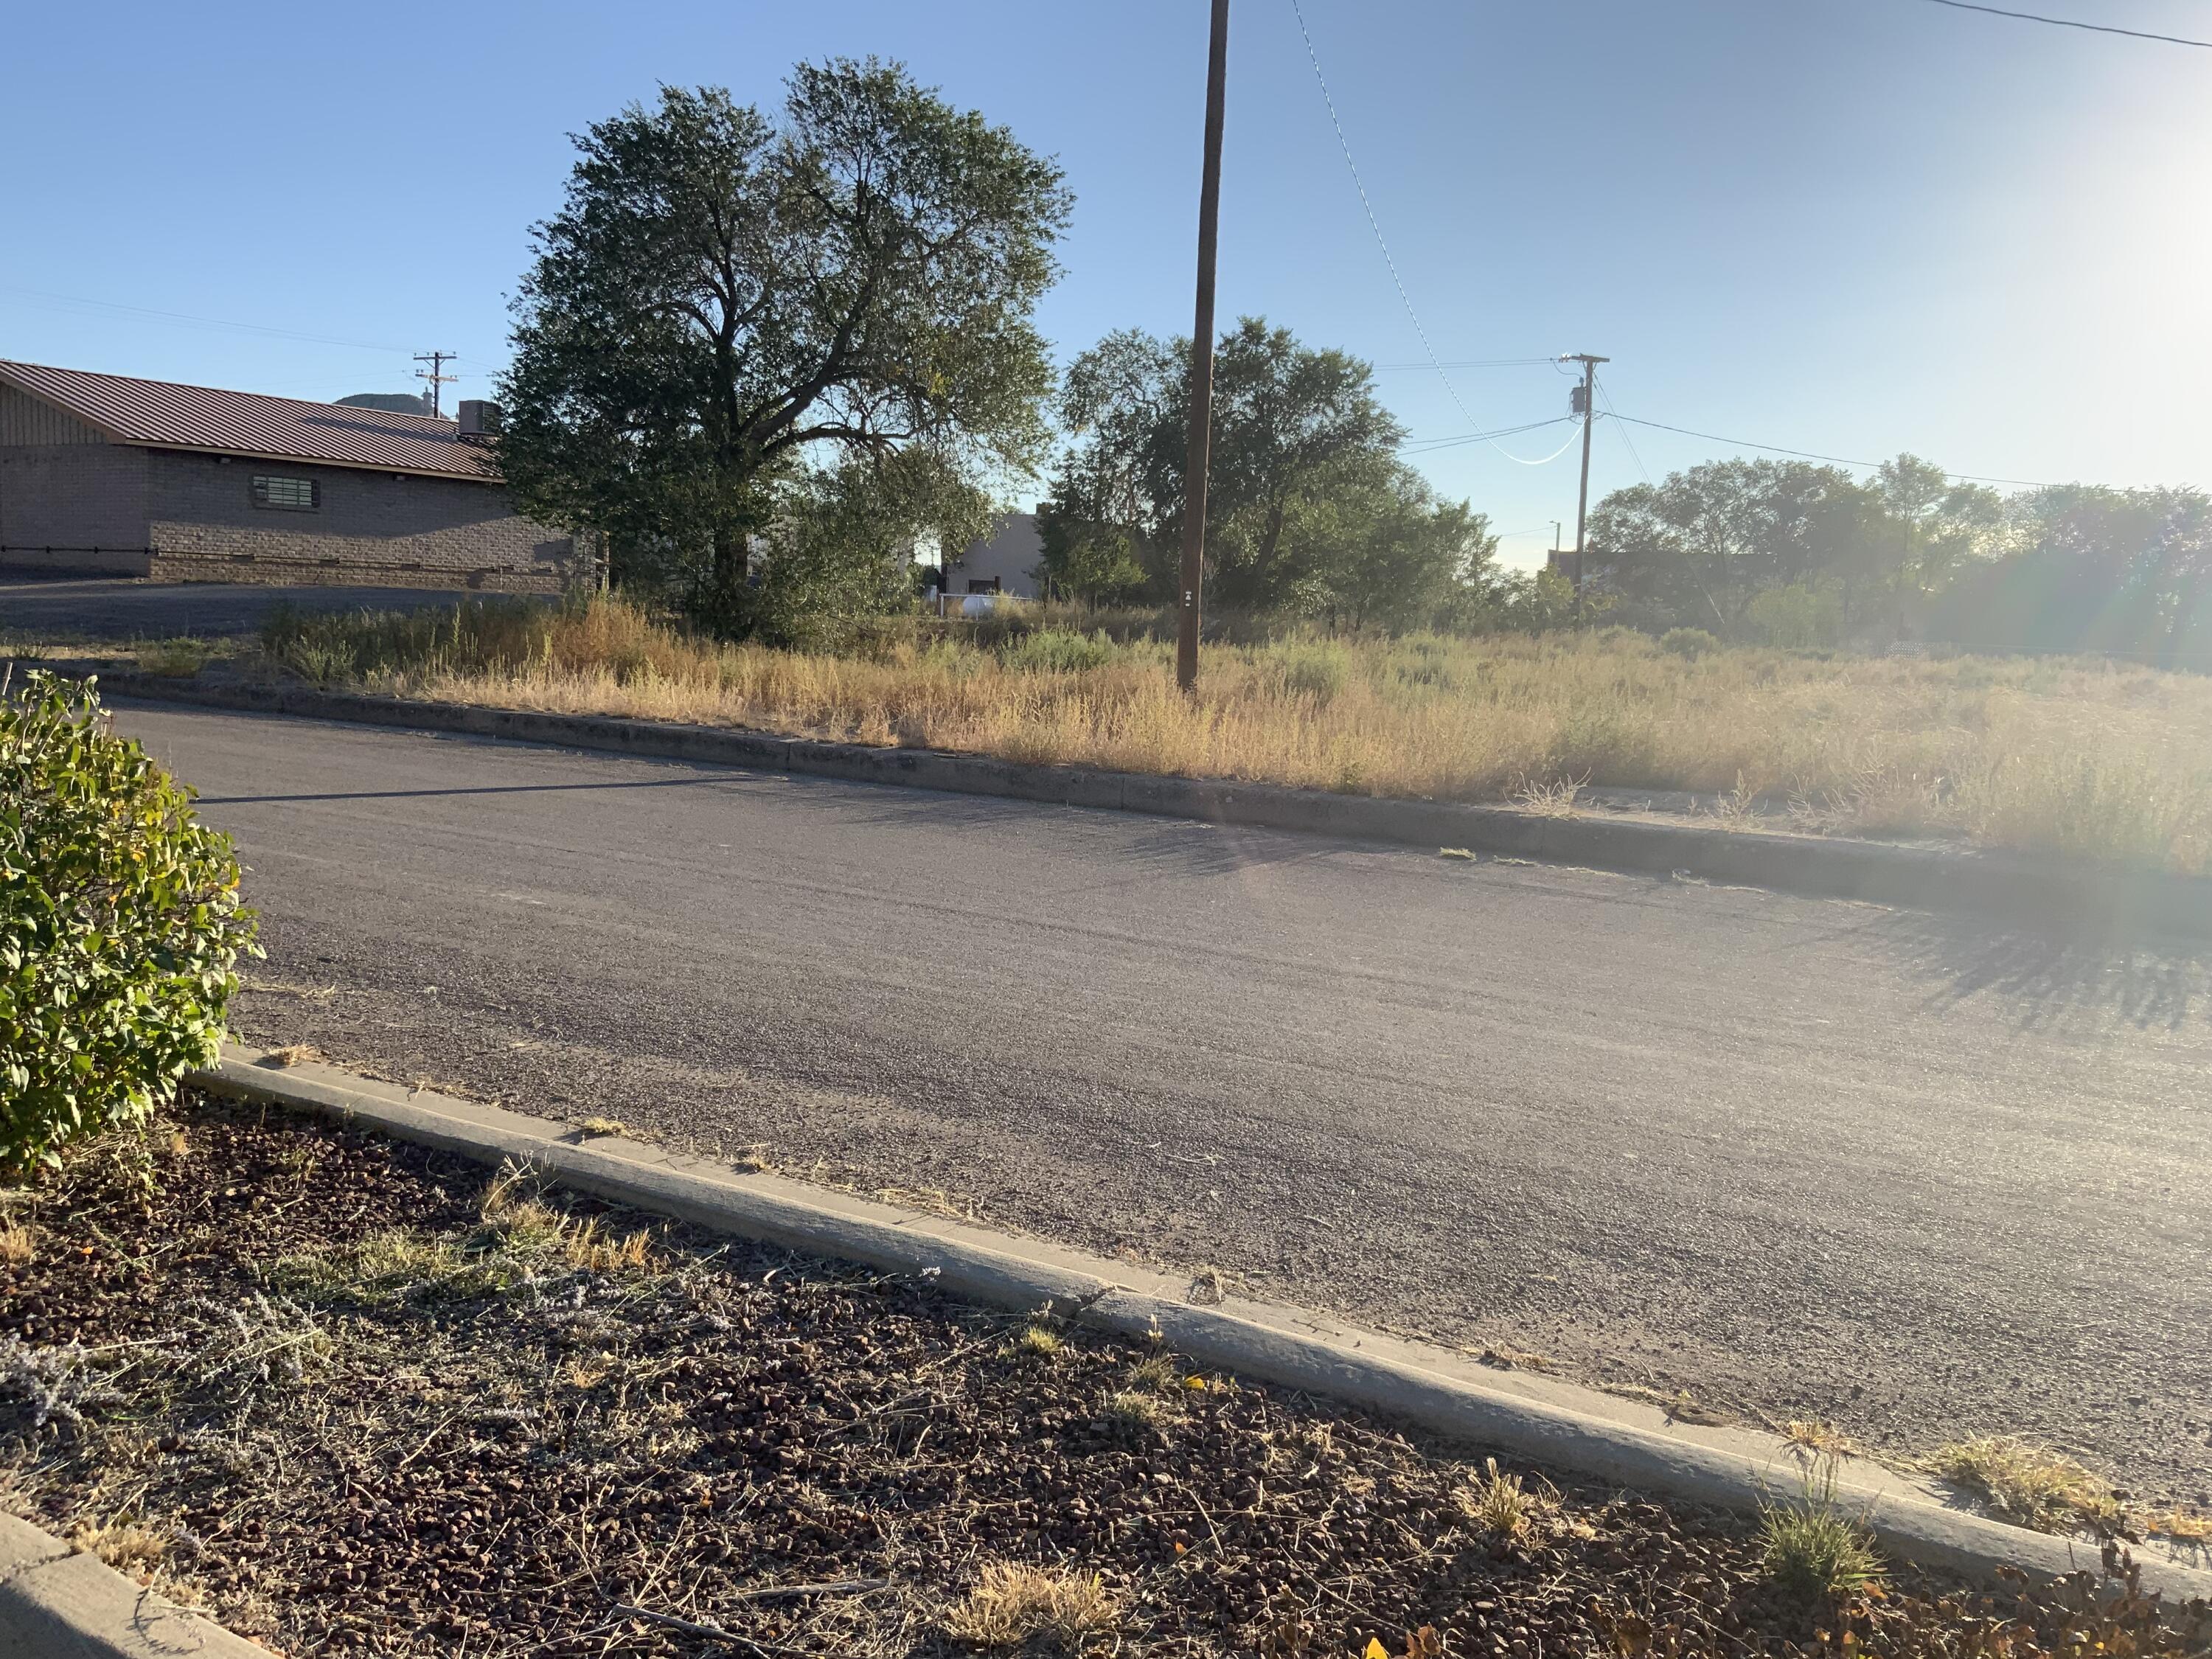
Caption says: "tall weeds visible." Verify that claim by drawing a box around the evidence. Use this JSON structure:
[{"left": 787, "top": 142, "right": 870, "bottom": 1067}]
[{"left": 260, "top": 597, "right": 2212, "bottom": 874}]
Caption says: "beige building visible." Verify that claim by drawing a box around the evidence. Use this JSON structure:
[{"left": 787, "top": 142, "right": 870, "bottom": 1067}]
[
  {"left": 0, "top": 360, "right": 585, "bottom": 591},
  {"left": 942, "top": 510, "right": 1043, "bottom": 598}
]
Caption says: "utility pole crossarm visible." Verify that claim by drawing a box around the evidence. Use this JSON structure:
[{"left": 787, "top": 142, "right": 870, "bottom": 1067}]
[{"left": 414, "top": 350, "right": 460, "bottom": 419}]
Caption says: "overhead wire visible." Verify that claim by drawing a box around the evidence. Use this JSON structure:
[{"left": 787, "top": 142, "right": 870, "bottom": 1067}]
[
  {"left": 1593, "top": 375, "right": 1654, "bottom": 487},
  {"left": 1914, "top": 0, "right": 2212, "bottom": 49},
  {"left": 1399, "top": 416, "right": 1573, "bottom": 455},
  {"left": 1287, "top": 0, "right": 1573, "bottom": 466},
  {"left": 0, "top": 284, "right": 411, "bottom": 355}
]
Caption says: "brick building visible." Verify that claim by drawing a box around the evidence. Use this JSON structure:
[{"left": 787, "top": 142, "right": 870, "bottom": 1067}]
[{"left": 0, "top": 361, "right": 588, "bottom": 591}]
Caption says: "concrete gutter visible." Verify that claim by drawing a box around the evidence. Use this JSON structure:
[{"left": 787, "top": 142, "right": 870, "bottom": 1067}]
[
  {"left": 194, "top": 1046, "right": 2212, "bottom": 1607},
  {"left": 91, "top": 672, "right": 2212, "bottom": 939},
  {"left": 1, "top": 1510, "right": 265, "bottom": 1658}
]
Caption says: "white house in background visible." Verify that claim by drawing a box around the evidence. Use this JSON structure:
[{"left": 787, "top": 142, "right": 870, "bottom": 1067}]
[{"left": 943, "top": 510, "right": 1042, "bottom": 598}]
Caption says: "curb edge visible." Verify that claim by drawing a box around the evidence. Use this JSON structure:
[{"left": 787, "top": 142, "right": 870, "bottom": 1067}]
[
  {"left": 91, "top": 673, "right": 2212, "bottom": 939},
  {"left": 192, "top": 1050, "right": 2212, "bottom": 1607}
]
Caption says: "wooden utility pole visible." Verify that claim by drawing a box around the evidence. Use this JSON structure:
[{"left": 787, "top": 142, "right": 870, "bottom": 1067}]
[
  {"left": 1177, "top": 0, "right": 1231, "bottom": 694},
  {"left": 413, "top": 350, "right": 459, "bottom": 418},
  {"left": 1562, "top": 353, "right": 1607, "bottom": 622}
]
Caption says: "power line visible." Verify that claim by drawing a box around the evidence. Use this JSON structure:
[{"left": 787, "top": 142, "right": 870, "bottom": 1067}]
[
  {"left": 1593, "top": 375, "right": 1654, "bottom": 487},
  {"left": 1399, "top": 415, "right": 1574, "bottom": 454},
  {"left": 1289, "top": 0, "right": 1551, "bottom": 466},
  {"left": 1915, "top": 0, "right": 2212, "bottom": 48},
  {"left": 0, "top": 283, "right": 409, "bottom": 354},
  {"left": 1606, "top": 411, "right": 2062, "bottom": 488},
  {"left": 1372, "top": 357, "right": 1559, "bottom": 370}
]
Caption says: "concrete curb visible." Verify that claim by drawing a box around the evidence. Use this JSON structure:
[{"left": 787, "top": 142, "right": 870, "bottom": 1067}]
[
  {"left": 1, "top": 1510, "right": 265, "bottom": 1658},
  {"left": 96, "top": 672, "right": 2212, "bottom": 939},
  {"left": 194, "top": 1047, "right": 2212, "bottom": 1607}
]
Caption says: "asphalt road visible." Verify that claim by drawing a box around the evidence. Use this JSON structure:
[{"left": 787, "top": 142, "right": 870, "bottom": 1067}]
[
  {"left": 1, "top": 576, "right": 482, "bottom": 641},
  {"left": 120, "top": 700, "right": 2212, "bottom": 1503}
]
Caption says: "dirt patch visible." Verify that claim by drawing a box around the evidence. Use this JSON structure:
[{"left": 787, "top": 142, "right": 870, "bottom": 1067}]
[{"left": 2, "top": 1099, "right": 2205, "bottom": 1658}]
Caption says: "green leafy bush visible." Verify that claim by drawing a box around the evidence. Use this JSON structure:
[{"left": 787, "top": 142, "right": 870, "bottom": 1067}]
[
  {"left": 1660, "top": 627, "right": 1722, "bottom": 660},
  {"left": 1, "top": 671, "right": 257, "bottom": 1172},
  {"left": 1000, "top": 627, "right": 1118, "bottom": 674}
]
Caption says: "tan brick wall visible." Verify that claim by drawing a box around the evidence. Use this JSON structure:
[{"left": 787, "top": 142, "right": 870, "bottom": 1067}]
[{"left": 144, "top": 451, "right": 581, "bottom": 587}]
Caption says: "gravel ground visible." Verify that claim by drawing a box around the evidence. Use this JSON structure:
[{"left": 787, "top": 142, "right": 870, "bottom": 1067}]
[{"left": 3, "top": 1100, "right": 2206, "bottom": 1659}]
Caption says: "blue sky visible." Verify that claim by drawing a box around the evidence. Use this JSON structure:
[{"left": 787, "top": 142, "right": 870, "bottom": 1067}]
[{"left": 5, "top": 0, "right": 2207, "bottom": 568}]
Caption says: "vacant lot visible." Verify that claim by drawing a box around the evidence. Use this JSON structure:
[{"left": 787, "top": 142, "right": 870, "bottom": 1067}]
[
  {"left": 243, "top": 597, "right": 2212, "bottom": 875},
  {"left": 5, "top": 1099, "right": 2204, "bottom": 1658}
]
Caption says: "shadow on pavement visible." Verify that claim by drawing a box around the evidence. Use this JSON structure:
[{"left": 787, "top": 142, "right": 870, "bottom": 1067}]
[{"left": 1877, "top": 909, "right": 2212, "bottom": 1033}]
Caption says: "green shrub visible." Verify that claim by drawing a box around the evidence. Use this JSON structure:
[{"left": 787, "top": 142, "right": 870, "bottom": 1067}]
[
  {"left": 1000, "top": 627, "right": 1118, "bottom": 673},
  {"left": 1660, "top": 627, "right": 1723, "bottom": 660},
  {"left": 1270, "top": 640, "right": 1352, "bottom": 703},
  {"left": 1, "top": 671, "right": 258, "bottom": 1172}
]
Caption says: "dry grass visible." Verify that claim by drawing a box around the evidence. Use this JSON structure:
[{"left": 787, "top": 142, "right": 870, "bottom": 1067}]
[
  {"left": 1122, "top": 1354, "right": 1180, "bottom": 1394},
  {"left": 0, "top": 1215, "right": 35, "bottom": 1266},
  {"left": 1015, "top": 1325, "right": 1064, "bottom": 1358},
  {"left": 1784, "top": 1417, "right": 1858, "bottom": 1460},
  {"left": 72, "top": 1517, "right": 169, "bottom": 1576},
  {"left": 943, "top": 1562, "right": 1117, "bottom": 1653},
  {"left": 1459, "top": 1457, "right": 1545, "bottom": 1543},
  {"left": 1931, "top": 1438, "right": 2122, "bottom": 1532},
  {"left": 1099, "top": 1390, "right": 1177, "bottom": 1434},
  {"left": 260, "top": 596, "right": 2212, "bottom": 874}
]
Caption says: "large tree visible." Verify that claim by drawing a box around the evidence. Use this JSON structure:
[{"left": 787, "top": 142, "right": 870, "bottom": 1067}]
[
  {"left": 1586, "top": 459, "right": 1871, "bottom": 637},
  {"left": 1041, "top": 318, "right": 1475, "bottom": 616},
  {"left": 498, "top": 66, "right": 1071, "bottom": 605}
]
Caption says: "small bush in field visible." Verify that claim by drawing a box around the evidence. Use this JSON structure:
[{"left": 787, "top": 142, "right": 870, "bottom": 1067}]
[
  {"left": 1, "top": 671, "right": 258, "bottom": 1172},
  {"left": 1660, "top": 627, "right": 1722, "bottom": 660},
  {"left": 1000, "top": 627, "right": 1118, "bottom": 673}
]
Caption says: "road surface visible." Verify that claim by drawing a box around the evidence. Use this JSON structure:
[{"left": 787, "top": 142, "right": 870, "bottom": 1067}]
[{"left": 120, "top": 700, "right": 2212, "bottom": 1503}]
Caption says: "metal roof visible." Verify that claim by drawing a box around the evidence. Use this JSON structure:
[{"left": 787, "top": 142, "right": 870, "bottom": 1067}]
[{"left": 0, "top": 360, "right": 502, "bottom": 482}]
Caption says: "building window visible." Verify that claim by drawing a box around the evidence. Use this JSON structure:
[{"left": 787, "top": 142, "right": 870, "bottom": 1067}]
[{"left": 251, "top": 475, "right": 320, "bottom": 511}]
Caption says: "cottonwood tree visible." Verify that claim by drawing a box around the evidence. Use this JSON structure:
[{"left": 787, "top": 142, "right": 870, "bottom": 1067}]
[
  {"left": 499, "top": 65, "right": 1071, "bottom": 613},
  {"left": 1043, "top": 318, "right": 1482, "bottom": 618}
]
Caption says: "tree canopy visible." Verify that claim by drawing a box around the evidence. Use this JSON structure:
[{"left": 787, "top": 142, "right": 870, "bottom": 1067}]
[
  {"left": 498, "top": 64, "right": 1071, "bottom": 616},
  {"left": 1040, "top": 318, "right": 1495, "bottom": 622}
]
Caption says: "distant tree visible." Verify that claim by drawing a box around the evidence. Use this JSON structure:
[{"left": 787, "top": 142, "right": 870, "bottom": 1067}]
[
  {"left": 1314, "top": 468, "right": 1498, "bottom": 631},
  {"left": 1046, "top": 318, "right": 1470, "bottom": 618},
  {"left": 1930, "top": 484, "right": 2212, "bottom": 664},
  {"left": 1587, "top": 459, "right": 1869, "bottom": 638},
  {"left": 336, "top": 392, "right": 434, "bottom": 416},
  {"left": 498, "top": 66, "right": 1072, "bottom": 617},
  {"left": 1865, "top": 454, "right": 2004, "bottom": 635}
]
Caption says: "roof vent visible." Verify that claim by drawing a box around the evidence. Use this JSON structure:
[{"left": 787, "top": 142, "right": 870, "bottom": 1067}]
[{"left": 456, "top": 400, "right": 503, "bottom": 441}]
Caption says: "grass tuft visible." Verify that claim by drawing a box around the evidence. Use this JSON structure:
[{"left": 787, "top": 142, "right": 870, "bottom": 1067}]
[
  {"left": 1459, "top": 1456, "right": 1543, "bottom": 1543},
  {"left": 1015, "top": 1325, "right": 1063, "bottom": 1358},
  {"left": 1123, "top": 1355, "right": 1179, "bottom": 1394},
  {"left": 1759, "top": 1457, "right": 1885, "bottom": 1601},
  {"left": 1099, "top": 1390, "right": 1176, "bottom": 1435},
  {"left": 71, "top": 1518, "right": 168, "bottom": 1576},
  {"left": 1931, "top": 1438, "right": 2122, "bottom": 1532},
  {"left": 944, "top": 1562, "right": 1118, "bottom": 1653},
  {"left": 0, "top": 1215, "right": 35, "bottom": 1267},
  {"left": 1784, "top": 1417, "right": 1857, "bottom": 1461}
]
